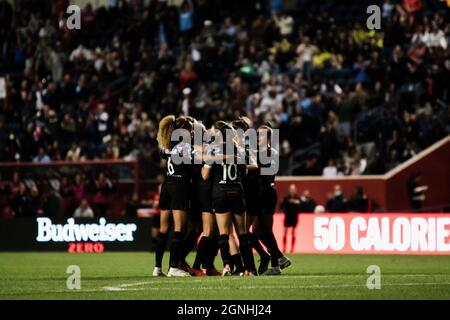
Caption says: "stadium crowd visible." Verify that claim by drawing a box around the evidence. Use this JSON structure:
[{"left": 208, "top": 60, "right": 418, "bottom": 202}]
[{"left": 0, "top": 0, "right": 449, "bottom": 217}]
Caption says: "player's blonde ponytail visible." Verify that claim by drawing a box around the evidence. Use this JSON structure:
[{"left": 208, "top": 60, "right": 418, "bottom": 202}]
[{"left": 157, "top": 115, "right": 176, "bottom": 150}]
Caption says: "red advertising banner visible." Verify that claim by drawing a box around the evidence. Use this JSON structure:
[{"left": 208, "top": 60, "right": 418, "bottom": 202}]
[{"left": 272, "top": 213, "right": 450, "bottom": 255}]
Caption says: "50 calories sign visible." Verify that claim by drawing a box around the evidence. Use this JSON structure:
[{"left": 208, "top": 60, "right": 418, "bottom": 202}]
[
  {"left": 280, "top": 214, "right": 450, "bottom": 254},
  {"left": 314, "top": 215, "right": 450, "bottom": 253}
]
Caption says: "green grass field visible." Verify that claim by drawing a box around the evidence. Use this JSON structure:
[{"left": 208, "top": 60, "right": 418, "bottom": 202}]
[{"left": 0, "top": 252, "right": 449, "bottom": 300}]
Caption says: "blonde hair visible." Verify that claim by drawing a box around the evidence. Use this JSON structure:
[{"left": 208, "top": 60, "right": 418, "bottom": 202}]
[{"left": 157, "top": 115, "right": 176, "bottom": 149}]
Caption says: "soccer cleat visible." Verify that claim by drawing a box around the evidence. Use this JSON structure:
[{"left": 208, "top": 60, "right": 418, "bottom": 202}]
[
  {"left": 262, "top": 266, "right": 281, "bottom": 276},
  {"left": 205, "top": 268, "right": 222, "bottom": 276},
  {"left": 232, "top": 267, "right": 245, "bottom": 276},
  {"left": 278, "top": 256, "right": 292, "bottom": 270},
  {"left": 178, "top": 260, "right": 191, "bottom": 273},
  {"left": 243, "top": 269, "right": 256, "bottom": 276},
  {"left": 222, "top": 266, "right": 232, "bottom": 276},
  {"left": 167, "top": 267, "right": 191, "bottom": 277},
  {"left": 188, "top": 267, "right": 206, "bottom": 277},
  {"left": 258, "top": 254, "right": 271, "bottom": 275},
  {"left": 152, "top": 267, "right": 167, "bottom": 277}
]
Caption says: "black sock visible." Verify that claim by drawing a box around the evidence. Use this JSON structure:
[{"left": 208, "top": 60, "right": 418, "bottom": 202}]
[
  {"left": 218, "top": 234, "right": 231, "bottom": 267},
  {"left": 194, "top": 236, "right": 209, "bottom": 269},
  {"left": 155, "top": 232, "right": 168, "bottom": 268},
  {"left": 170, "top": 231, "right": 184, "bottom": 268},
  {"left": 231, "top": 253, "right": 244, "bottom": 272},
  {"left": 181, "top": 229, "right": 201, "bottom": 261},
  {"left": 249, "top": 233, "right": 270, "bottom": 258},
  {"left": 238, "top": 233, "right": 256, "bottom": 271},
  {"left": 205, "top": 235, "right": 219, "bottom": 269},
  {"left": 260, "top": 233, "right": 282, "bottom": 267}
]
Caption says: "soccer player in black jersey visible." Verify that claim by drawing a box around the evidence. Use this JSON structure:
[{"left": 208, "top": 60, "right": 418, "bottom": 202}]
[
  {"left": 201, "top": 122, "right": 256, "bottom": 276},
  {"left": 186, "top": 122, "right": 222, "bottom": 276},
  {"left": 153, "top": 115, "right": 194, "bottom": 277},
  {"left": 232, "top": 118, "right": 271, "bottom": 275},
  {"left": 255, "top": 124, "right": 291, "bottom": 275}
]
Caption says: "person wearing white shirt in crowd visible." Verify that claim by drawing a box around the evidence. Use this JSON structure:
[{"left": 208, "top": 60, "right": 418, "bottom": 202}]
[
  {"left": 73, "top": 199, "right": 94, "bottom": 218},
  {"left": 322, "top": 160, "right": 338, "bottom": 177},
  {"left": 273, "top": 12, "right": 294, "bottom": 37},
  {"left": 428, "top": 22, "right": 447, "bottom": 49}
]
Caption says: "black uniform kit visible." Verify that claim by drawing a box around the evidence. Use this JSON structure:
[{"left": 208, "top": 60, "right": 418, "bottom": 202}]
[
  {"left": 208, "top": 148, "right": 247, "bottom": 214},
  {"left": 159, "top": 142, "right": 194, "bottom": 211}
]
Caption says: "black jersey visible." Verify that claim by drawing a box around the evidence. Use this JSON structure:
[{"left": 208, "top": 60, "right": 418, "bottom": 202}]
[
  {"left": 192, "top": 144, "right": 215, "bottom": 188},
  {"left": 209, "top": 161, "right": 247, "bottom": 214},
  {"left": 207, "top": 162, "right": 246, "bottom": 186},
  {"left": 208, "top": 147, "right": 247, "bottom": 214},
  {"left": 161, "top": 142, "right": 194, "bottom": 182},
  {"left": 257, "top": 147, "right": 277, "bottom": 189},
  {"left": 204, "top": 144, "right": 246, "bottom": 186}
]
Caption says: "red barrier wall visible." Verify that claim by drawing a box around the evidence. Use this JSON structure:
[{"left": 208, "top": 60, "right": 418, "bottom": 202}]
[
  {"left": 385, "top": 137, "right": 450, "bottom": 211},
  {"left": 276, "top": 136, "right": 450, "bottom": 212},
  {"left": 275, "top": 177, "right": 385, "bottom": 211}
]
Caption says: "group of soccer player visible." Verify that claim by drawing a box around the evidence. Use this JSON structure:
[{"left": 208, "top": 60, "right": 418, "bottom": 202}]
[{"left": 152, "top": 114, "right": 291, "bottom": 277}]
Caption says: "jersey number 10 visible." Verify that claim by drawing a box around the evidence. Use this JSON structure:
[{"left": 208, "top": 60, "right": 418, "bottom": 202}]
[{"left": 222, "top": 164, "right": 237, "bottom": 181}]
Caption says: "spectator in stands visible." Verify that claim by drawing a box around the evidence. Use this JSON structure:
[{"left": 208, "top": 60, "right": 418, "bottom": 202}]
[
  {"left": 125, "top": 192, "right": 140, "bottom": 217},
  {"left": 73, "top": 173, "right": 86, "bottom": 206},
  {"left": 11, "top": 182, "right": 33, "bottom": 217},
  {"left": 60, "top": 176, "right": 76, "bottom": 215},
  {"left": 30, "top": 186, "right": 44, "bottom": 216},
  {"left": 0, "top": 0, "right": 449, "bottom": 216},
  {"left": 42, "top": 184, "right": 66, "bottom": 217},
  {"left": 66, "top": 143, "right": 82, "bottom": 161},
  {"left": 326, "top": 185, "right": 348, "bottom": 212},
  {"left": 280, "top": 184, "right": 301, "bottom": 253},
  {"left": 0, "top": 174, "right": 12, "bottom": 217},
  {"left": 347, "top": 186, "right": 369, "bottom": 213},
  {"left": 293, "top": 153, "right": 321, "bottom": 176},
  {"left": 73, "top": 198, "right": 94, "bottom": 218},
  {"left": 299, "top": 190, "right": 317, "bottom": 213},
  {"left": 296, "top": 36, "right": 318, "bottom": 82},
  {"left": 10, "top": 172, "right": 21, "bottom": 195},
  {"left": 33, "top": 147, "right": 51, "bottom": 163},
  {"left": 322, "top": 159, "right": 338, "bottom": 177},
  {"left": 93, "top": 172, "right": 113, "bottom": 216}
]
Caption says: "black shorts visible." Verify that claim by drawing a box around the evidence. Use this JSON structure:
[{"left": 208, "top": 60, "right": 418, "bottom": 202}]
[
  {"left": 244, "top": 182, "right": 262, "bottom": 217},
  {"left": 261, "top": 186, "right": 278, "bottom": 215},
  {"left": 152, "top": 212, "right": 161, "bottom": 229},
  {"left": 212, "top": 185, "right": 246, "bottom": 214},
  {"left": 191, "top": 183, "right": 213, "bottom": 214},
  {"left": 159, "top": 180, "right": 191, "bottom": 211},
  {"left": 284, "top": 214, "right": 299, "bottom": 227}
]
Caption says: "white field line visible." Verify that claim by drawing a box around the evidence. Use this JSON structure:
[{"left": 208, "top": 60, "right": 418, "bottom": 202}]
[
  {"left": 100, "top": 274, "right": 450, "bottom": 292},
  {"left": 100, "top": 282, "right": 450, "bottom": 292},
  {"left": 1, "top": 276, "right": 449, "bottom": 295}
]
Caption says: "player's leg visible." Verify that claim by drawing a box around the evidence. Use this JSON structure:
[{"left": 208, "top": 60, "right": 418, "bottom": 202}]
[
  {"left": 179, "top": 214, "right": 202, "bottom": 272},
  {"left": 283, "top": 226, "right": 288, "bottom": 253},
  {"left": 205, "top": 228, "right": 221, "bottom": 275},
  {"left": 291, "top": 219, "right": 299, "bottom": 253},
  {"left": 249, "top": 216, "right": 270, "bottom": 274},
  {"left": 215, "top": 211, "right": 233, "bottom": 276},
  {"left": 153, "top": 210, "right": 170, "bottom": 276},
  {"left": 189, "top": 211, "right": 215, "bottom": 276},
  {"left": 167, "top": 209, "right": 190, "bottom": 277},
  {"left": 233, "top": 212, "right": 256, "bottom": 275},
  {"left": 228, "top": 222, "right": 244, "bottom": 275},
  {"left": 259, "top": 187, "right": 290, "bottom": 275},
  {"left": 201, "top": 212, "right": 221, "bottom": 275},
  {"left": 259, "top": 213, "right": 284, "bottom": 275}
]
